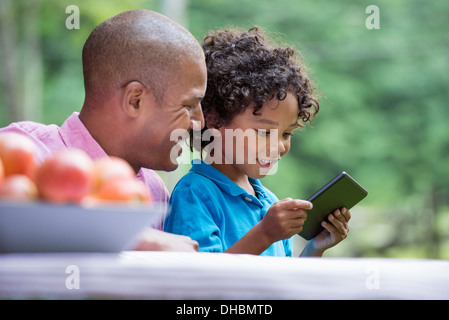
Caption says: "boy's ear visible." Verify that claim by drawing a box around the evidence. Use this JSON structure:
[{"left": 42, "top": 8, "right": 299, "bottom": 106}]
[
  {"left": 121, "top": 81, "right": 149, "bottom": 118},
  {"left": 205, "top": 110, "right": 220, "bottom": 129}
]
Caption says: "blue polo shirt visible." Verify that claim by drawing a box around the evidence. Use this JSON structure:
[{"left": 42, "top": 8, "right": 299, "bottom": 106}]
[{"left": 164, "top": 160, "right": 292, "bottom": 256}]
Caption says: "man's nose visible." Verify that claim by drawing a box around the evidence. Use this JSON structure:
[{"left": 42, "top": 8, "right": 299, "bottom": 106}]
[{"left": 190, "top": 105, "right": 205, "bottom": 130}]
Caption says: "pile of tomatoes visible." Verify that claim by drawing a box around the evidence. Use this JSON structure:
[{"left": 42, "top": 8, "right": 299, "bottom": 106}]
[{"left": 0, "top": 132, "right": 152, "bottom": 205}]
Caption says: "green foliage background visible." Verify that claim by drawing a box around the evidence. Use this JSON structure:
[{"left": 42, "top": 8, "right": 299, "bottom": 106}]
[{"left": 1, "top": 0, "right": 448, "bottom": 258}]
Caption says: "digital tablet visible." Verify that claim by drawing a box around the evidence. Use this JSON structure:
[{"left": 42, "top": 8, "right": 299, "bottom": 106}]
[{"left": 298, "top": 171, "right": 368, "bottom": 240}]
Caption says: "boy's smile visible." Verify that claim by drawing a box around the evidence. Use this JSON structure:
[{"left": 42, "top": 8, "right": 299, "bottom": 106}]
[{"left": 211, "top": 92, "right": 300, "bottom": 192}]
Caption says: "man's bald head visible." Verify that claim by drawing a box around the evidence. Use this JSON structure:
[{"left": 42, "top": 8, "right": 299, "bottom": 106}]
[{"left": 82, "top": 9, "right": 204, "bottom": 103}]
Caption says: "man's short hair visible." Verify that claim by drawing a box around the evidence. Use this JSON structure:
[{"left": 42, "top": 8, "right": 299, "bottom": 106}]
[{"left": 82, "top": 9, "right": 203, "bottom": 103}]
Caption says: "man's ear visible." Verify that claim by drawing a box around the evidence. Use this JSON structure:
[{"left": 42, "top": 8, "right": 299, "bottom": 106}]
[{"left": 122, "top": 81, "right": 148, "bottom": 118}]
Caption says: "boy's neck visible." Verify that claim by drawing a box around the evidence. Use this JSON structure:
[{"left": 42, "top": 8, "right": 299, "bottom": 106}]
[{"left": 211, "top": 162, "right": 256, "bottom": 196}]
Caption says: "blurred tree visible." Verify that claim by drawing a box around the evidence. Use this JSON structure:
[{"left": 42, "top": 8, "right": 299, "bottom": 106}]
[
  {"left": 0, "top": 0, "right": 43, "bottom": 123},
  {"left": 160, "top": 0, "right": 188, "bottom": 28},
  {"left": 0, "top": 0, "right": 21, "bottom": 122}
]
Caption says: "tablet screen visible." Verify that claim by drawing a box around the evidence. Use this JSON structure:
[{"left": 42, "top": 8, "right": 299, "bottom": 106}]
[{"left": 298, "top": 172, "right": 368, "bottom": 240}]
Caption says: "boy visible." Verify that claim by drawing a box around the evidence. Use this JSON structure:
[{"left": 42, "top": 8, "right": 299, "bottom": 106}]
[{"left": 164, "top": 27, "right": 350, "bottom": 257}]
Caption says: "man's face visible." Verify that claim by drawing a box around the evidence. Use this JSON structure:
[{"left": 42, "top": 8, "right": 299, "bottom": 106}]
[{"left": 138, "top": 57, "right": 206, "bottom": 171}]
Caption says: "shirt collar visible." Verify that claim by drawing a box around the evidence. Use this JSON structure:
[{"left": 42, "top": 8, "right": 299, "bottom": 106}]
[
  {"left": 190, "top": 160, "right": 268, "bottom": 199},
  {"left": 59, "top": 112, "right": 108, "bottom": 160},
  {"left": 59, "top": 112, "right": 151, "bottom": 180}
]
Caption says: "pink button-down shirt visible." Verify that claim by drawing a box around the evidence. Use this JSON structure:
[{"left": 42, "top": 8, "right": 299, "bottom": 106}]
[{"left": 0, "top": 112, "right": 169, "bottom": 229}]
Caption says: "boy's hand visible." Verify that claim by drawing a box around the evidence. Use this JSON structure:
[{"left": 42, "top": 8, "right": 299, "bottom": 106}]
[
  {"left": 259, "top": 198, "right": 312, "bottom": 244},
  {"left": 307, "top": 207, "right": 351, "bottom": 256}
]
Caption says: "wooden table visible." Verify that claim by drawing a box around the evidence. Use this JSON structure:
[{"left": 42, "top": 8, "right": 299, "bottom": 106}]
[{"left": 1, "top": 251, "right": 448, "bottom": 300}]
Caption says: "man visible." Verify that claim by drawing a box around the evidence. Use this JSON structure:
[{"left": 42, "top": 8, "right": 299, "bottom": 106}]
[{"left": 0, "top": 9, "right": 206, "bottom": 251}]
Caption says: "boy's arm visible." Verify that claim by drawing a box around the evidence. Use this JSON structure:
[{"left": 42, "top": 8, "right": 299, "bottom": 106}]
[
  {"left": 225, "top": 198, "right": 311, "bottom": 255},
  {"left": 164, "top": 184, "right": 225, "bottom": 252},
  {"left": 224, "top": 222, "right": 272, "bottom": 255}
]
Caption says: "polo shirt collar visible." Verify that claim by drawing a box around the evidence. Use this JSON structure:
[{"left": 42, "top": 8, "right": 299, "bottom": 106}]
[
  {"left": 59, "top": 112, "right": 108, "bottom": 160},
  {"left": 59, "top": 112, "right": 157, "bottom": 181},
  {"left": 190, "top": 160, "right": 268, "bottom": 200}
]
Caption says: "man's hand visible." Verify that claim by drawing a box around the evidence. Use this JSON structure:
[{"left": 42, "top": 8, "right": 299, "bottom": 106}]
[{"left": 133, "top": 228, "right": 199, "bottom": 252}]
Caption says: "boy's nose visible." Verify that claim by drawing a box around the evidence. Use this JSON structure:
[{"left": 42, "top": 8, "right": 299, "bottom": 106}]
[{"left": 278, "top": 140, "right": 287, "bottom": 156}]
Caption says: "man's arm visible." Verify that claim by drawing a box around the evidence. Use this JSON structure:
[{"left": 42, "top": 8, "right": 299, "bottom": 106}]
[{"left": 133, "top": 228, "right": 199, "bottom": 252}]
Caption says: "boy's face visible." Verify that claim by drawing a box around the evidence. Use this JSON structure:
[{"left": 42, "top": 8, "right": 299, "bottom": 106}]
[{"left": 217, "top": 92, "right": 300, "bottom": 179}]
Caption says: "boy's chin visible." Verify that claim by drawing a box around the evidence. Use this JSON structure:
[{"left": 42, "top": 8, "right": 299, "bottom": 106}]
[
  {"left": 256, "top": 162, "right": 278, "bottom": 177},
  {"left": 246, "top": 163, "right": 278, "bottom": 179},
  {"left": 254, "top": 169, "right": 270, "bottom": 178}
]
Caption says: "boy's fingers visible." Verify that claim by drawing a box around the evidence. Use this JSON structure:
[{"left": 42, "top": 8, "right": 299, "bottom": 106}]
[
  {"left": 321, "top": 220, "right": 337, "bottom": 235},
  {"left": 322, "top": 220, "right": 348, "bottom": 238},
  {"left": 341, "top": 207, "right": 351, "bottom": 221},
  {"left": 290, "top": 218, "right": 307, "bottom": 229},
  {"left": 328, "top": 214, "right": 349, "bottom": 236},
  {"left": 278, "top": 199, "right": 313, "bottom": 210},
  {"left": 329, "top": 213, "right": 344, "bottom": 229},
  {"left": 291, "top": 210, "right": 308, "bottom": 221},
  {"left": 333, "top": 208, "right": 347, "bottom": 224}
]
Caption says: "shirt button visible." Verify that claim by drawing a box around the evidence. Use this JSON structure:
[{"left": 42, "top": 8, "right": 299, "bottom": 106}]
[{"left": 244, "top": 197, "right": 252, "bottom": 202}]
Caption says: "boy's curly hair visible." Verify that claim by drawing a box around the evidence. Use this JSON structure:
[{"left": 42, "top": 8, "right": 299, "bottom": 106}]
[{"left": 201, "top": 26, "right": 319, "bottom": 133}]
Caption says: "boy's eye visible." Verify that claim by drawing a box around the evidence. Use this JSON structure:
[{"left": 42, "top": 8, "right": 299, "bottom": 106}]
[
  {"left": 283, "top": 132, "right": 293, "bottom": 139},
  {"left": 257, "top": 129, "right": 269, "bottom": 136}
]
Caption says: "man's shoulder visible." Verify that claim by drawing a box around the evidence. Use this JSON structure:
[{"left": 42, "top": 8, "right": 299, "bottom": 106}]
[
  {"left": 136, "top": 168, "right": 169, "bottom": 204},
  {"left": 0, "top": 121, "right": 65, "bottom": 162},
  {"left": 0, "top": 120, "right": 59, "bottom": 136}
]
